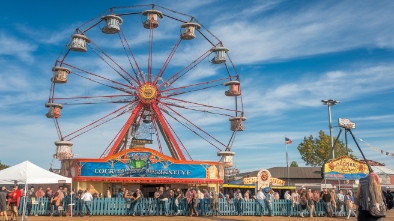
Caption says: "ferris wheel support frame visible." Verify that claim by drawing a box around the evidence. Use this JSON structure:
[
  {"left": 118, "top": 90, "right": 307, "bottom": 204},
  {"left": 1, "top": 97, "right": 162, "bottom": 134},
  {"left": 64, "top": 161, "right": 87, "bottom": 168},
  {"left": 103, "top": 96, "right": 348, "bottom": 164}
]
[
  {"left": 152, "top": 103, "right": 186, "bottom": 161},
  {"left": 106, "top": 103, "right": 143, "bottom": 156}
]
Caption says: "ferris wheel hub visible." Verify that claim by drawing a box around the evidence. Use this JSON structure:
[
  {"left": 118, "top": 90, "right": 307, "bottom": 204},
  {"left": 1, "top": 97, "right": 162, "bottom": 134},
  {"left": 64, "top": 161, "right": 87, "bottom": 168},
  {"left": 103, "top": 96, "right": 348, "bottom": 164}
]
[{"left": 138, "top": 83, "right": 158, "bottom": 104}]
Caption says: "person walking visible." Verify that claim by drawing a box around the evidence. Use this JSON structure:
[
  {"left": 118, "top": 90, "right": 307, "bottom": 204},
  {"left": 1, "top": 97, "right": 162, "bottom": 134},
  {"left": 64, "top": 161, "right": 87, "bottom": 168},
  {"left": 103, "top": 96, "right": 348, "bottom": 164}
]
[
  {"left": 290, "top": 189, "right": 300, "bottom": 217},
  {"left": 330, "top": 189, "right": 337, "bottom": 216},
  {"left": 0, "top": 186, "right": 8, "bottom": 221},
  {"left": 131, "top": 189, "right": 142, "bottom": 216},
  {"left": 8, "top": 185, "right": 22, "bottom": 221},
  {"left": 234, "top": 189, "right": 243, "bottom": 216},
  {"left": 50, "top": 192, "right": 60, "bottom": 216},
  {"left": 25, "top": 186, "right": 35, "bottom": 217},
  {"left": 186, "top": 188, "right": 193, "bottom": 216},
  {"left": 174, "top": 188, "right": 183, "bottom": 215},
  {"left": 153, "top": 187, "right": 161, "bottom": 216},
  {"left": 80, "top": 189, "right": 93, "bottom": 217},
  {"left": 307, "top": 188, "right": 315, "bottom": 218},
  {"left": 265, "top": 189, "right": 274, "bottom": 217},
  {"left": 189, "top": 189, "right": 198, "bottom": 217},
  {"left": 346, "top": 190, "right": 357, "bottom": 219},
  {"left": 321, "top": 188, "right": 333, "bottom": 217},
  {"left": 159, "top": 186, "right": 169, "bottom": 216},
  {"left": 210, "top": 190, "right": 219, "bottom": 216},
  {"left": 299, "top": 189, "right": 308, "bottom": 217},
  {"left": 312, "top": 190, "right": 321, "bottom": 217},
  {"left": 337, "top": 189, "right": 345, "bottom": 216},
  {"left": 123, "top": 189, "right": 133, "bottom": 215},
  {"left": 35, "top": 186, "right": 45, "bottom": 216},
  {"left": 283, "top": 190, "right": 291, "bottom": 216},
  {"left": 256, "top": 188, "right": 266, "bottom": 216}
]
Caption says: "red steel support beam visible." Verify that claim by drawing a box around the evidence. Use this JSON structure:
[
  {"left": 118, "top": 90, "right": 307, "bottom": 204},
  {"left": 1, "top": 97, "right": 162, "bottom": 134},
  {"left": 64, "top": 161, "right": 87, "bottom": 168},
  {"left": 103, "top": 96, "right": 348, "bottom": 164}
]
[
  {"left": 107, "top": 103, "right": 143, "bottom": 156},
  {"left": 152, "top": 103, "right": 186, "bottom": 161}
]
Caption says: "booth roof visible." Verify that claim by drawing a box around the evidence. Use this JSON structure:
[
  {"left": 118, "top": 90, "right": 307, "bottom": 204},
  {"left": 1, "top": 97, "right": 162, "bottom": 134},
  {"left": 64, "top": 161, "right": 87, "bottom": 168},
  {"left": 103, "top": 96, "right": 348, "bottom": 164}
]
[{"left": 0, "top": 160, "right": 72, "bottom": 184}]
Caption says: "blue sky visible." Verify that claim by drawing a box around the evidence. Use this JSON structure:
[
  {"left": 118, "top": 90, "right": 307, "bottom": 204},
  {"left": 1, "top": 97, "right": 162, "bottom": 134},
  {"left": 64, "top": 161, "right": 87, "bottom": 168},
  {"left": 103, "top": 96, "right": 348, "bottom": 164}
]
[{"left": 1, "top": 0, "right": 394, "bottom": 174}]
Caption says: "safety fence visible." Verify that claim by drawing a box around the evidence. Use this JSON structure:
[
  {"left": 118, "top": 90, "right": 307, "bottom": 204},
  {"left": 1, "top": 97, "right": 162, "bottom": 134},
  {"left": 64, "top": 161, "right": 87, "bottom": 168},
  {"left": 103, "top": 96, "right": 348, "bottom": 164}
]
[{"left": 18, "top": 197, "right": 352, "bottom": 217}]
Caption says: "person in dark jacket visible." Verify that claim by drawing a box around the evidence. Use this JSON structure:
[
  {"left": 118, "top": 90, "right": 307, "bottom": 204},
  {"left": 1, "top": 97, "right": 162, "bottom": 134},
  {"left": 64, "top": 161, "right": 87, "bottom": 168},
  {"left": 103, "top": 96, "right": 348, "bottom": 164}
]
[{"left": 0, "top": 186, "right": 8, "bottom": 221}]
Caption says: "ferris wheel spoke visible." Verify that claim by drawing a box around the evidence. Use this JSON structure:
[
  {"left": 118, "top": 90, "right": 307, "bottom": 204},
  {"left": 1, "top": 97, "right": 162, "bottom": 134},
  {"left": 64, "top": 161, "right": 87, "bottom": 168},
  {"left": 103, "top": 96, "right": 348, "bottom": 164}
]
[
  {"left": 53, "top": 95, "right": 136, "bottom": 105},
  {"left": 63, "top": 100, "right": 138, "bottom": 141},
  {"left": 118, "top": 29, "right": 144, "bottom": 85},
  {"left": 161, "top": 100, "right": 234, "bottom": 117},
  {"left": 62, "top": 62, "right": 137, "bottom": 92},
  {"left": 161, "top": 77, "right": 231, "bottom": 93},
  {"left": 158, "top": 101, "right": 228, "bottom": 150},
  {"left": 153, "top": 38, "right": 182, "bottom": 85},
  {"left": 165, "top": 83, "right": 222, "bottom": 97},
  {"left": 158, "top": 45, "right": 218, "bottom": 89},
  {"left": 87, "top": 40, "right": 140, "bottom": 86},
  {"left": 148, "top": 21, "right": 154, "bottom": 82},
  {"left": 72, "top": 72, "right": 135, "bottom": 95},
  {"left": 159, "top": 104, "right": 223, "bottom": 151}
]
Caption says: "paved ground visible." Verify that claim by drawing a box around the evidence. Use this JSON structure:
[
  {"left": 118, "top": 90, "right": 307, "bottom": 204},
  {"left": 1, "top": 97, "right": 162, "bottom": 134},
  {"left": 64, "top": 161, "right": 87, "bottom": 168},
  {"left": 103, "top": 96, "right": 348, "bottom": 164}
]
[{"left": 10, "top": 209, "right": 393, "bottom": 221}]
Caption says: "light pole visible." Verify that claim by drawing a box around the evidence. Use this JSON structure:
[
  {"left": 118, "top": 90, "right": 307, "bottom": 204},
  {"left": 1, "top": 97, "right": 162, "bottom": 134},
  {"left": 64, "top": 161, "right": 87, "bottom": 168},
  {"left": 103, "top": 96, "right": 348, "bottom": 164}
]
[{"left": 321, "top": 99, "right": 340, "bottom": 159}]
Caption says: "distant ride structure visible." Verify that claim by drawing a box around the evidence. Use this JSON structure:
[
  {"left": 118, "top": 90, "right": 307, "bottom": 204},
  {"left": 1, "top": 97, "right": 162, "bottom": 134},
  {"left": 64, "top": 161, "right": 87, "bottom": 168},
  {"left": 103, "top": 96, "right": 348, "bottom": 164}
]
[{"left": 46, "top": 4, "right": 244, "bottom": 191}]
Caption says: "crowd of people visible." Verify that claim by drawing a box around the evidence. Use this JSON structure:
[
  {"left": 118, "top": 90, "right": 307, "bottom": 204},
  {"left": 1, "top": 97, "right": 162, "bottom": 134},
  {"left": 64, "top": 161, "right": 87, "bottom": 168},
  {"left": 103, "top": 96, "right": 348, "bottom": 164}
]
[{"left": 0, "top": 183, "right": 393, "bottom": 220}]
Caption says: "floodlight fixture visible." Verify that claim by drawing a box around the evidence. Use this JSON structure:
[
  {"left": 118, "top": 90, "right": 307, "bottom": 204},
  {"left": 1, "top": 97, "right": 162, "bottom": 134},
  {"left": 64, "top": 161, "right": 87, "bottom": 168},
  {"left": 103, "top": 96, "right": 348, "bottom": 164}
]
[
  {"left": 338, "top": 118, "right": 356, "bottom": 129},
  {"left": 321, "top": 99, "right": 340, "bottom": 106}
]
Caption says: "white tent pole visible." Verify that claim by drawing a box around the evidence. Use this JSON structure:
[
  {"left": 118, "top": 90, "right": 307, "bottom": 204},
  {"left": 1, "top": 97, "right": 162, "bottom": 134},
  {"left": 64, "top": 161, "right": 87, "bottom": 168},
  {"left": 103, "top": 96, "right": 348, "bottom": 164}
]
[{"left": 22, "top": 180, "right": 28, "bottom": 221}]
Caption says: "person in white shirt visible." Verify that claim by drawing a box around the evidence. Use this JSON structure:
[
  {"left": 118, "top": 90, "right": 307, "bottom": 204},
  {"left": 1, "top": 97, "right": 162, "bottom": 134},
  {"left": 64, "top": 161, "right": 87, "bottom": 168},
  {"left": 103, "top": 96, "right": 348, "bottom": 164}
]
[
  {"left": 80, "top": 190, "right": 93, "bottom": 217},
  {"left": 234, "top": 189, "right": 243, "bottom": 216},
  {"left": 290, "top": 190, "right": 299, "bottom": 217},
  {"left": 256, "top": 188, "right": 266, "bottom": 216},
  {"left": 336, "top": 190, "right": 345, "bottom": 216}
]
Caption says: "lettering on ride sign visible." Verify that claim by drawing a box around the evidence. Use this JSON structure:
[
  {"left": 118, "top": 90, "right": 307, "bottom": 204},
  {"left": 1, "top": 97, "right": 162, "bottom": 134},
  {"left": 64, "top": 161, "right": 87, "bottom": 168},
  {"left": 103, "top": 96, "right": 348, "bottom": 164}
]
[{"left": 94, "top": 168, "right": 192, "bottom": 175}]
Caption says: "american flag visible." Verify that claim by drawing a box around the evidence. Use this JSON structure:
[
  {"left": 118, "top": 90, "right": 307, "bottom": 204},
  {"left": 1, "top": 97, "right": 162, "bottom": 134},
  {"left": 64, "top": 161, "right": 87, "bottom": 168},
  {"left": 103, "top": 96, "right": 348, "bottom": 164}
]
[{"left": 285, "top": 137, "right": 292, "bottom": 144}]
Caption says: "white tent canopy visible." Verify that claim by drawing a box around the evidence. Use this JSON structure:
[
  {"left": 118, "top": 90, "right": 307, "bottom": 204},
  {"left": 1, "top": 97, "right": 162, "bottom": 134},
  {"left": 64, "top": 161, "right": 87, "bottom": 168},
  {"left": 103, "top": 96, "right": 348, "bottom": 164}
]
[
  {"left": 0, "top": 160, "right": 71, "bottom": 184},
  {"left": 0, "top": 161, "right": 72, "bottom": 221}
]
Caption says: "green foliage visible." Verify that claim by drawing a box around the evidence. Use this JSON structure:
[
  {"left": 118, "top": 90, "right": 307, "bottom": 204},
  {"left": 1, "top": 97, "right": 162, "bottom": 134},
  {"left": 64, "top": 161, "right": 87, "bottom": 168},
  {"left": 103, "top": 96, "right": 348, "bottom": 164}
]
[
  {"left": 0, "top": 161, "right": 10, "bottom": 170},
  {"left": 290, "top": 161, "right": 298, "bottom": 167},
  {"left": 297, "top": 130, "right": 354, "bottom": 167}
]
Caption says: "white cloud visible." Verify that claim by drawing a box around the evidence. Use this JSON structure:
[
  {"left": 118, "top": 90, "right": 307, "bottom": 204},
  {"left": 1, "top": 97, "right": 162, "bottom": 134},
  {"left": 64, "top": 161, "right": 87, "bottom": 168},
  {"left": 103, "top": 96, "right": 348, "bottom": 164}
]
[
  {"left": 209, "top": 1, "right": 394, "bottom": 64},
  {"left": 0, "top": 33, "right": 37, "bottom": 62},
  {"left": 242, "top": 63, "right": 394, "bottom": 117}
]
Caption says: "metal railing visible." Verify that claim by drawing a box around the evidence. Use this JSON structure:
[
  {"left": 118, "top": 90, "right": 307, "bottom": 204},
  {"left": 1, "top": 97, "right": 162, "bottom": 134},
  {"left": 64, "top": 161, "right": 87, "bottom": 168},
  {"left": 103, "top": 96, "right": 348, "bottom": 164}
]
[{"left": 19, "top": 197, "right": 351, "bottom": 217}]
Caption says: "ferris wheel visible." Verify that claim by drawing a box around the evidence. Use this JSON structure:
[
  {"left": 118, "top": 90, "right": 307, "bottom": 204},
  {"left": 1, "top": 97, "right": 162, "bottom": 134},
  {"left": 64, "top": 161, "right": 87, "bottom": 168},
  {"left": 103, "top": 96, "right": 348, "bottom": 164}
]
[{"left": 46, "top": 4, "right": 245, "bottom": 170}]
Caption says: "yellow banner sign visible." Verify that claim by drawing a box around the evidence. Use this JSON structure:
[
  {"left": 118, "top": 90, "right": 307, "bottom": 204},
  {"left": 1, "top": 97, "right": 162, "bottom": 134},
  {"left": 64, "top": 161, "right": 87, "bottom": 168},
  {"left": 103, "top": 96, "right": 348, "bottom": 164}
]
[
  {"left": 323, "top": 155, "right": 369, "bottom": 180},
  {"left": 270, "top": 178, "right": 285, "bottom": 186},
  {"left": 243, "top": 177, "right": 258, "bottom": 184},
  {"left": 242, "top": 177, "right": 285, "bottom": 186}
]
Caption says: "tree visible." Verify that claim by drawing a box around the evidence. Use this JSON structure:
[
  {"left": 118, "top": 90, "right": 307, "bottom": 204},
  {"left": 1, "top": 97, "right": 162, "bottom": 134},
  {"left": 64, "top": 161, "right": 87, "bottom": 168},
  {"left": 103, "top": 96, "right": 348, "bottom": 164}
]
[
  {"left": 0, "top": 161, "right": 9, "bottom": 170},
  {"left": 297, "top": 130, "right": 354, "bottom": 167},
  {"left": 290, "top": 161, "right": 298, "bottom": 167}
]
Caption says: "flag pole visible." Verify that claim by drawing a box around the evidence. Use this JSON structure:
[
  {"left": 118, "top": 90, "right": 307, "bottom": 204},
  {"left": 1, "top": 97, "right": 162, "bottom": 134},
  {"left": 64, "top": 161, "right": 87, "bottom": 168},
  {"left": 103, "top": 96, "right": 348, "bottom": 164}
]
[{"left": 286, "top": 136, "right": 289, "bottom": 186}]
